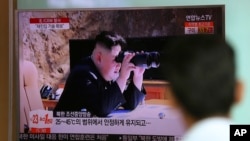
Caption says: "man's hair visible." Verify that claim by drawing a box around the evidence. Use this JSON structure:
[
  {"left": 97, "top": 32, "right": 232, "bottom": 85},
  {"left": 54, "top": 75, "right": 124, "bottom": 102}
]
[
  {"left": 162, "top": 35, "right": 236, "bottom": 119},
  {"left": 94, "top": 31, "right": 126, "bottom": 50}
]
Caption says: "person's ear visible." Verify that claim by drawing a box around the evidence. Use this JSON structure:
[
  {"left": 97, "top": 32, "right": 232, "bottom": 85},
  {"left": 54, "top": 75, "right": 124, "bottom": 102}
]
[
  {"left": 234, "top": 80, "right": 244, "bottom": 104},
  {"left": 96, "top": 51, "right": 102, "bottom": 63}
]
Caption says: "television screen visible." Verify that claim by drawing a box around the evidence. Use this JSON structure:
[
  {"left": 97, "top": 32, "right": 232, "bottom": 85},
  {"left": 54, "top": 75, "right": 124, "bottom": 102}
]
[{"left": 17, "top": 6, "right": 224, "bottom": 141}]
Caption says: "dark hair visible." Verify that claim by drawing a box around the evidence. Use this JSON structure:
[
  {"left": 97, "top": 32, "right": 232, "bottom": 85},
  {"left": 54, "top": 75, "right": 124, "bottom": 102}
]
[
  {"left": 162, "top": 35, "right": 235, "bottom": 119},
  {"left": 94, "top": 31, "right": 126, "bottom": 50}
]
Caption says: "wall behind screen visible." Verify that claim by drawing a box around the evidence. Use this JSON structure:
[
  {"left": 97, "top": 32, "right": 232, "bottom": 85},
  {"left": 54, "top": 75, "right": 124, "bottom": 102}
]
[
  {"left": 17, "top": 0, "right": 250, "bottom": 125},
  {"left": 0, "top": 1, "right": 10, "bottom": 141}
]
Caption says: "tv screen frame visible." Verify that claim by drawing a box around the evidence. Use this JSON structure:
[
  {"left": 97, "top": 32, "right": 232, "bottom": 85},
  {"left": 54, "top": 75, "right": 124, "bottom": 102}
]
[{"left": 16, "top": 5, "right": 225, "bottom": 141}]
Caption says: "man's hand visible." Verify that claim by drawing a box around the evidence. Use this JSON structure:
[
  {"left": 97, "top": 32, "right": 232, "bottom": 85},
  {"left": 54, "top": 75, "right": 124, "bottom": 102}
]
[
  {"left": 116, "top": 53, "right": 135, "bottom": 92},
  {"left": 133, "top": 66, "right": 145, "bottom": 91},
  {"left": 119, "top": 53, "right": 135, "bottom": 80},
  {"left": 133, "top": 51, "right": 145, "bottom": 91}
]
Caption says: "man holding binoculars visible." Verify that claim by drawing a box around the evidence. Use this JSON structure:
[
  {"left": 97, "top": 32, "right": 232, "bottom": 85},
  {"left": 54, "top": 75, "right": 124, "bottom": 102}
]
[{"left": 54, "top": 31, "right": 150, "bottom": 117}]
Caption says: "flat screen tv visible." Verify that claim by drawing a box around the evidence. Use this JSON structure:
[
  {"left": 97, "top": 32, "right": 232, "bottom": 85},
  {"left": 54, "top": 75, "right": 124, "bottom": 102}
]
[{"left": 16, "top": 5, "right": 224, "bottom": 141}]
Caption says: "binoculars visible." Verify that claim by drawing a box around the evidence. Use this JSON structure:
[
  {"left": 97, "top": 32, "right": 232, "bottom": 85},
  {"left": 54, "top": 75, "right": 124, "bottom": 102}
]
[{"left": 115, "top": 51, "right": 160, "bottom": 69}]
